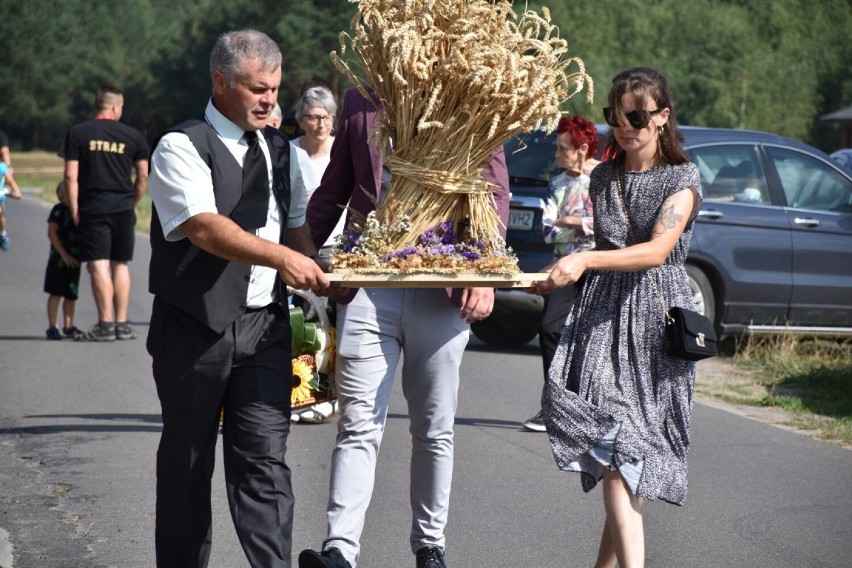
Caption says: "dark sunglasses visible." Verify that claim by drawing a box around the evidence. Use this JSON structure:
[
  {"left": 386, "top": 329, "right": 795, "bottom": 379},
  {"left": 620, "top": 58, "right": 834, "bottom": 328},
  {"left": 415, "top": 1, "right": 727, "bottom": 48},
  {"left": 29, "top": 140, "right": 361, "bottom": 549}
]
[{"left": 603, "top": 107, "right": 663, "bottom": 129}]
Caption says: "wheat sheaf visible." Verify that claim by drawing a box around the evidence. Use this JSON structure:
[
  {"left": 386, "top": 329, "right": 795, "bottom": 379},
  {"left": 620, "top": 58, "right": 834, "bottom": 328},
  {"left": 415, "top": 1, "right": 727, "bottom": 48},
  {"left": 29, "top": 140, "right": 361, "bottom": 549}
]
[{"left": 331, "top": 0, "right": 592, "bottom": 272}]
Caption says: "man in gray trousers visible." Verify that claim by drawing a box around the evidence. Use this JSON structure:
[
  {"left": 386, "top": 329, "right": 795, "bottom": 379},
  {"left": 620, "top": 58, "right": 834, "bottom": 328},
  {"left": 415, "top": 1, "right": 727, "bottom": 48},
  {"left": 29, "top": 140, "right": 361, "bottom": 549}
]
[{"left": 298, "top": 87, "right": 510, "bottom": 568}]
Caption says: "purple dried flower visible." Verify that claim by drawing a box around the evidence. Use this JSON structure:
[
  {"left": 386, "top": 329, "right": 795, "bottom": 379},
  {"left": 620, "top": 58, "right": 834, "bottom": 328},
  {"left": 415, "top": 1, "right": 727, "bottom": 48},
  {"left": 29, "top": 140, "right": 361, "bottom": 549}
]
[
  {"left": 394, "top": 246, "right": 418, "bottom": 259},
  {"left": 419, "top": 229, "right": 439, "bottom": 246},
  {"left": 438, "top": 221, "right": 456, "bottom": 244},
  {"left": 341, "top": 232, "right": 362, "bottom": 252},
  {"left": 380, "top": 246, "right": 419, "bottom": 263}
]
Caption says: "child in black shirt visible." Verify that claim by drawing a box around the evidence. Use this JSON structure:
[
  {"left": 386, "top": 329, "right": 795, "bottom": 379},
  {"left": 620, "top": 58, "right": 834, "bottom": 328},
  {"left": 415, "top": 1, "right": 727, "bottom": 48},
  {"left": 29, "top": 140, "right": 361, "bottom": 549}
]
[{"left": 44, "top": 182, "right": 82, "bottom": 339}]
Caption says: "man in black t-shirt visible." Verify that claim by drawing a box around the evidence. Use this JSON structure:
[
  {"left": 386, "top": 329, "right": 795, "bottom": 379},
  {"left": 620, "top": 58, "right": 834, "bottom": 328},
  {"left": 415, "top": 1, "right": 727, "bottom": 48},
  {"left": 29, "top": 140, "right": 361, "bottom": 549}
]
[{"left": 61, "top": 85, "right": 149, "bottom": 342}]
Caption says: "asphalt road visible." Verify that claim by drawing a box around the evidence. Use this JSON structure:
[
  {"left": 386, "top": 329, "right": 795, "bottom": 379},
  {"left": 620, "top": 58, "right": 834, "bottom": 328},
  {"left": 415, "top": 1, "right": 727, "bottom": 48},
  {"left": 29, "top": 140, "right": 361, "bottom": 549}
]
[{"left": 1, "top": 193, "right": 851, "bottom": 568}]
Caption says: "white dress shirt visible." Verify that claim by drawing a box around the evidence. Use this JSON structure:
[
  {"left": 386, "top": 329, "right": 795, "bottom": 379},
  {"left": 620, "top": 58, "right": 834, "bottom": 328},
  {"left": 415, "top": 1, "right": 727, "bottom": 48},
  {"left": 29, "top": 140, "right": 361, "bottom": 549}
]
[{"left": 148, "top": 99, "right": 307, "bottom": 308}]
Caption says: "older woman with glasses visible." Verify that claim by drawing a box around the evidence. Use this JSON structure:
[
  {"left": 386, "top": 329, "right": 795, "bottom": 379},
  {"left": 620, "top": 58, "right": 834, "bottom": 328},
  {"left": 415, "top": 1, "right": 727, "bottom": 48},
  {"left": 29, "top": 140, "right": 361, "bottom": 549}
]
[
  {"left": 290, "top": 86, "right": 345, "bottom": 255},
  {"left": 292, "top": 86, "right": 337, "bottom": 199},
  {"left": 290, "top": 85, "right": 341, "bottom": 425}
]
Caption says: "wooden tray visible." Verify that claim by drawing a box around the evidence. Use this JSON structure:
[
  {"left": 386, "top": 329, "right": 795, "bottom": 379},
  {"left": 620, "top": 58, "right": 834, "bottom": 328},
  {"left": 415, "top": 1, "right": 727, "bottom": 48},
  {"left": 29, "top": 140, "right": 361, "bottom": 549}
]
[{"left": 327, "top": 272, "right": 549, "bottom": 288}]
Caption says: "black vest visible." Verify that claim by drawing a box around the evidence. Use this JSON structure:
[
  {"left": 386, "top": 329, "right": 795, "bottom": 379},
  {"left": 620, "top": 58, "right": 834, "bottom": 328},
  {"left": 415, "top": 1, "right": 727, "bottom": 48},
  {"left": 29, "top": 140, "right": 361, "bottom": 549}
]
[{"left": 148, "top": 119, "right": 292, "bottom": 333}]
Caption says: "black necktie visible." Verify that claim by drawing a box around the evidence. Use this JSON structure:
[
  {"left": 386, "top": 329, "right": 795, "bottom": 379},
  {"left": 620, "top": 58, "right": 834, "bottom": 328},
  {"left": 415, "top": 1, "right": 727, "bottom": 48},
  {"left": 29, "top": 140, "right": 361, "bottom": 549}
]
[{"left": 231, "top": 131, "right": 269, "bottom": 230}]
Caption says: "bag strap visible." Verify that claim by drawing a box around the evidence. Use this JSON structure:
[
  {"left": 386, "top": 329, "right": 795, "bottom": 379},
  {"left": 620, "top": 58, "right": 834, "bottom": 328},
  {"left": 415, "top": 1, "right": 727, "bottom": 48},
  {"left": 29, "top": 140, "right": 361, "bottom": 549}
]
[{"left": 613, "top": 170, "right": 674, "bottom": 325}]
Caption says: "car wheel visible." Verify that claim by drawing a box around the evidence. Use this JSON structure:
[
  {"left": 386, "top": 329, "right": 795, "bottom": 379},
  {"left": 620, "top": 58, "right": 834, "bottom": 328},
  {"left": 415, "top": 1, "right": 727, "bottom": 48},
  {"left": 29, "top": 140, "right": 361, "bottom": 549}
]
[
  {"left": 686, "top": 265, "right": 716, "bottom": 323},
  {"left": 471, "top": 319, "right": 539, "bottom": 348}
]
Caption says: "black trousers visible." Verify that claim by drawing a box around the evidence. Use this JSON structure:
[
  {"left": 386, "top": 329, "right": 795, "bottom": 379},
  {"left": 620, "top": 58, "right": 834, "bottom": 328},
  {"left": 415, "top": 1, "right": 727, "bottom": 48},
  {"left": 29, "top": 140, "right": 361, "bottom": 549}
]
[
  {"left": 148, "top": 298, "right": 294, "bottom": 568},
  {"left": 538, "top": 283, "right": 577, "bottom": 382}
]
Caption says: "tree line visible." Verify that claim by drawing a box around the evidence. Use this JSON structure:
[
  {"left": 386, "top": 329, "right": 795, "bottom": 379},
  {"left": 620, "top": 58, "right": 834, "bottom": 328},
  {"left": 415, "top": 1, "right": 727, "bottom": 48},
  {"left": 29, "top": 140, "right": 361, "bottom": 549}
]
[{"left": 0, "top": 0, "right": 849, "bottom": 153}]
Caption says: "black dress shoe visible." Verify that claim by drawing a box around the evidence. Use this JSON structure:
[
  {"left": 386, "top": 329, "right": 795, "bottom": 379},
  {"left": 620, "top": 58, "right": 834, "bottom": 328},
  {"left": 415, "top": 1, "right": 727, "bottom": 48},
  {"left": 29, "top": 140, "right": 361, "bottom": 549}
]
[
  {"left": 299, "top": 547, "right": 351, "bottom": 568},
  {"left": 416, "top": 546, "right": 446, "bottom": 568}
]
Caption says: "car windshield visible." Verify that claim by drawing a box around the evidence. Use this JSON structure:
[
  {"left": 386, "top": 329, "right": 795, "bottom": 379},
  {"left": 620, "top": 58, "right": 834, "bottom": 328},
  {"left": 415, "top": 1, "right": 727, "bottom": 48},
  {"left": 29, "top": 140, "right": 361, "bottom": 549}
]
[{"left": 504, "top": 131, "right": 560, "bottom": 183}]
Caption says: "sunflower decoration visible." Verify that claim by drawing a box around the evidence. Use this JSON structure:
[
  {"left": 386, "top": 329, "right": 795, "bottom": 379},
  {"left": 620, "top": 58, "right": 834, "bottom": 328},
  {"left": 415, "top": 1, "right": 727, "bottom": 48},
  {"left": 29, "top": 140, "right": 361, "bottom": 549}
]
[
  {"left": 291, "top": 355, "right": 318, "bottom": 406},
  {"left": 289, "top": 289, "right": 337, "bottom": 410}
]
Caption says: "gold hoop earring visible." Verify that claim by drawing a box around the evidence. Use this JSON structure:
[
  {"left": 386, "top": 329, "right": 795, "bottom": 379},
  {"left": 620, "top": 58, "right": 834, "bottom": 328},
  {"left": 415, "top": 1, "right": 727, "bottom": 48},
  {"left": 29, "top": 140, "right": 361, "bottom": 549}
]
[{"left": 658, "top": 125, "right": 665, "bottom": 137}]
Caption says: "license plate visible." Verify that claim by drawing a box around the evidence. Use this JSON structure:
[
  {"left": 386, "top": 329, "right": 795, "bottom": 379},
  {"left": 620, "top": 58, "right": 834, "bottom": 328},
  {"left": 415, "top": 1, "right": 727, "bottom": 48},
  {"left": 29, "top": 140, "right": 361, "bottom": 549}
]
[{"left": 508, "top": 208, "right": 534, "bottom": 231}]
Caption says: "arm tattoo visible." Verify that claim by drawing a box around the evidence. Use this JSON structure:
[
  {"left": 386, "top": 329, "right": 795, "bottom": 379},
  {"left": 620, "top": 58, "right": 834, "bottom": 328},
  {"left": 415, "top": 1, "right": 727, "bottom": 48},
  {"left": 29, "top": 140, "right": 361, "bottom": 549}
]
[{"left": 652, "top": 200, "right": 683, "bottom": 237}]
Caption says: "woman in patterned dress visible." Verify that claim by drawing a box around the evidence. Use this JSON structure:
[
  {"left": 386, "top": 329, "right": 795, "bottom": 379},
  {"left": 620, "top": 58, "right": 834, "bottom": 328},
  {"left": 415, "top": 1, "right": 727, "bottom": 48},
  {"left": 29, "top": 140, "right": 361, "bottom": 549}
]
[{"left": 533, "top": 67, "right": 703, "bottom": 568}]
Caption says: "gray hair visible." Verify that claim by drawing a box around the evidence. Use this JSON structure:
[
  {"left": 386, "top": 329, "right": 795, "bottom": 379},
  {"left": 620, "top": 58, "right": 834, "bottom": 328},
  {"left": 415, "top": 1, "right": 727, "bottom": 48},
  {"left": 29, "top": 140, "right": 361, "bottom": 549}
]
[
  {"left": 270, "top": 103, "right": 283, "bottom": 123},
  {"left": 210, "top": 29, "right": 281, "bottom": 86},
  {"left": 295, "top": 86, "right": 337, "bottom": 121}
]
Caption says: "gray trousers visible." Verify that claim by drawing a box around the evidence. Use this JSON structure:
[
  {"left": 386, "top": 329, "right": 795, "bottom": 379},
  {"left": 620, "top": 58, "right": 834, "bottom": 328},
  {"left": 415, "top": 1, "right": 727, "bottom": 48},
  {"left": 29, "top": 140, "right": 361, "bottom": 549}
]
[{"left": 323, "top": 288, "right": 470, "bottom": 566}]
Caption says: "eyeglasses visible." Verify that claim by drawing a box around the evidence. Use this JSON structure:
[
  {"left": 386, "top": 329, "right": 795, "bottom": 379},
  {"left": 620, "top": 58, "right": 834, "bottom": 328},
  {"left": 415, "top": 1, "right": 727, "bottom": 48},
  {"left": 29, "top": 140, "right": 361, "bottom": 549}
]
[
  {"left": 303, "top": 114, "right": 333, "bottom": 124},
  {"left": 602, "top": 107, "right": 663, "bottom": 129}
]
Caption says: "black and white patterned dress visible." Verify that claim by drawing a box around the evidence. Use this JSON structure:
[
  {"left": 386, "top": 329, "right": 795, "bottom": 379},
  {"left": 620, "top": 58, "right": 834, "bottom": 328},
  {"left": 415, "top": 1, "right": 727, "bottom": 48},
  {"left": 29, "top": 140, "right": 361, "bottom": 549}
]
[{"left": 543, "top": 161, "right": 703, "bottom": 506}]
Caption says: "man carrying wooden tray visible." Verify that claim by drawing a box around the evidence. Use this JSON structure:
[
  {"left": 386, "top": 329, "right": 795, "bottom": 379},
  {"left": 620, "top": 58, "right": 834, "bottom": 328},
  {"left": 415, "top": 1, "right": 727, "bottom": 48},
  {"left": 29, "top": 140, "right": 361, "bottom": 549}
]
[{"left": 299, "top": 86, "right": 510, "bottom": 568}]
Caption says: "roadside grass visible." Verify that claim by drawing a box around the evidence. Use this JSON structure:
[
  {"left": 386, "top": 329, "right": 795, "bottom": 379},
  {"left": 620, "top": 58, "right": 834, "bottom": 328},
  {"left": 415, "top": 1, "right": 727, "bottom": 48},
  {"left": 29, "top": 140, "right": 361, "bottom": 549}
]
[
  {"left": 9, "top": 150, "right": 63, "bottom": 171},
  {"left": 15, "top": 150, "right": 152, "bottom": 232},
  {"left": 13, "top": 150, "right": 64, "bottom": 198},
  {"left": 23, "top": 172, "right": 63, "bottom": 199},
  {"left": 703, "top": 334, "right": 852, "bottom": 447}
]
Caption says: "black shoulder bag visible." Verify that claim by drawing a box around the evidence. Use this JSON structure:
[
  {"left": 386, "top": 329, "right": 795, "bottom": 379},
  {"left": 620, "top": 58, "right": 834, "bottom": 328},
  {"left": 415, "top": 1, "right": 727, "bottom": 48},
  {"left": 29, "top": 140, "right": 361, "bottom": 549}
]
[{"left": 614, "top": 172, "right": 717, "bottom": 361}]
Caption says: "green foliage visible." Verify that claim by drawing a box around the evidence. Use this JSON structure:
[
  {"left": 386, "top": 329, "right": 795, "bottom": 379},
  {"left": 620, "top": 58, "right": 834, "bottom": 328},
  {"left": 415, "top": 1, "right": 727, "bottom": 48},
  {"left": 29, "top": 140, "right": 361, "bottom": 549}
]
[
  {"left": 0, "top": 0, "right": 850, "bottom": 151},
  {"left": 274, "top": 0, "right": 358, "bottom": 108},
  {"left": 532, "top": 0, "right": 852, "bottom": 150},
  {"left": 0, "top": 0, "right": 84, "bottom": 148}
]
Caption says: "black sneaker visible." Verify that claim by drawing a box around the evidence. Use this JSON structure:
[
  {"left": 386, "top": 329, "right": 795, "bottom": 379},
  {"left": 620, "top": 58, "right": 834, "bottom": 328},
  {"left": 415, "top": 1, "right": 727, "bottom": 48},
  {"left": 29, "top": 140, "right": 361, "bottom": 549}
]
[
  {"left": 416, "top": 546, "right": 446, "bottom": 568},
  {"left": 298, "top": 547, "right": 351, "bottom": 568},
  {"left": 46, "top": 327, "right": 63, "bottom": 340},
  {"left": 522, "top": 410, "right": 547, "bottom": 432},
  {"left": 75, "top": 323, "right": 116, "bottom": 342},
  {"left": 115, "top": 321, "right": 137, "bottom": 340},
  {"left": 63, "top": 326, "right": 83, "bottom": 339}
]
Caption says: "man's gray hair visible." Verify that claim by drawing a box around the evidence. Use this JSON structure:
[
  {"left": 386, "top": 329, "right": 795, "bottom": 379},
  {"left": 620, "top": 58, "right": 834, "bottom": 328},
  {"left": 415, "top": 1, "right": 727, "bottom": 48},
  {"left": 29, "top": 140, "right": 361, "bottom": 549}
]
[
  {"left": 295, "top": 87, "right": 338, "bottom": 122},
  {"left": 210, "top": 29, "right": 282, "bottom": 85}
]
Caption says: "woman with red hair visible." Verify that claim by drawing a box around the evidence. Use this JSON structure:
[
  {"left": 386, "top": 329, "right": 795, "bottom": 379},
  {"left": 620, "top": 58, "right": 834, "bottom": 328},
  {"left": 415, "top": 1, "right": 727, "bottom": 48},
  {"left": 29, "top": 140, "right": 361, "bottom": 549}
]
[{"left": 523, "top": 115, "right": 600, "bottom": 432}]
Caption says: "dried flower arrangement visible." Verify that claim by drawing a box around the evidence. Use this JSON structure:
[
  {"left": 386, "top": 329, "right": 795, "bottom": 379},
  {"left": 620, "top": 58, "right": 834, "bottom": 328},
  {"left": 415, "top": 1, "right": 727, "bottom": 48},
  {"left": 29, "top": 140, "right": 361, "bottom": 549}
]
[
  {"left": 329, "top": 0, "right": 592, "bottom": 274},
  {"left": 332, "top": 211, "right": 520, "bottom": 273}
]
